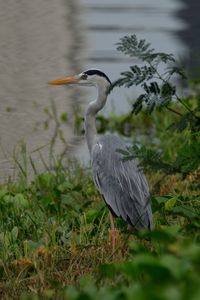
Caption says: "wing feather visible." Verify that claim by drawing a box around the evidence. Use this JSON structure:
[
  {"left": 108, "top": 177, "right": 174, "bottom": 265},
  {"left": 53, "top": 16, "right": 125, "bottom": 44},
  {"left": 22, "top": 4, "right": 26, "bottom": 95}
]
[{"left": 91, "top": 134, "right": 152, "bottom": 229}]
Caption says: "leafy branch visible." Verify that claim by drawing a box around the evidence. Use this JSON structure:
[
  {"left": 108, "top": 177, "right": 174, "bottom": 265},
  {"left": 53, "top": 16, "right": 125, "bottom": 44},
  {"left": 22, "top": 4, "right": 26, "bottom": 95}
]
[
  {"left": 110, "top": 35, "right": 200, "bottom": 177},
  {"left": 109, "top": 35, "right": 198, "bottom": 118},
  {"left": 118, "top": 136, "right": 200, "bottom": 177}
]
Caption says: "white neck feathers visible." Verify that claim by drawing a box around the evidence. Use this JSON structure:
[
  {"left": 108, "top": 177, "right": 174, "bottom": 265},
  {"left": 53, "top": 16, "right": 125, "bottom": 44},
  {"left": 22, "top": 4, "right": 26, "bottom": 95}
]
[{"left": 84, "top": 81, "right": 108, "bottom": 154}]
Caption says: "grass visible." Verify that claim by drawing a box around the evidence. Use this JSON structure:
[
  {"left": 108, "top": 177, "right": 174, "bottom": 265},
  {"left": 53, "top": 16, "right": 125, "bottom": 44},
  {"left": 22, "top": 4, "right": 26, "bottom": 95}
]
[
  {"left": 0, "top": 105, "right": 200, "bottom": 299},
  {"left": 0, "top": 161, "right": 130, "bottom": 299},
  {"left": 0, "top": 157, "right": 199, "bottom": 299}
]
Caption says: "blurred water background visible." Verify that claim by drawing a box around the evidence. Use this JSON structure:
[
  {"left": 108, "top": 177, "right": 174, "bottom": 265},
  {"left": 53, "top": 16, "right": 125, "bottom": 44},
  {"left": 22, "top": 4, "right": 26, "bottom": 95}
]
[{"left": 0, "top": 0, "right": 199, "bottom": 179}]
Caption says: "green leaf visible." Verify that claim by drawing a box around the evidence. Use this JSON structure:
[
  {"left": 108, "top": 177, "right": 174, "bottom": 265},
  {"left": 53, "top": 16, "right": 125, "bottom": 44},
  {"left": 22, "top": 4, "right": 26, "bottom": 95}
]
[
  {"left": 160, "top": 254, "right": 191, "bottom": 280},
  {"left": 165, "top": 197, "right": 177, "bottom": 211},
  {"left": 121, "top": 255, "right": 173, "bottom": 282},
  {"left": 85, "top": 209, "right": 101, "bottom": 223},
  {"left": 14, "top": 193, "right": 29, "bottom": 209},
  {"left": 0, "top": 188, "right": 8, "bottom": 200},
  {"left": 11, "top": 226, "right": 18, "bottom": 242},
  {"left": 172, "top": 205, "right": 198, "bottom": 220}
]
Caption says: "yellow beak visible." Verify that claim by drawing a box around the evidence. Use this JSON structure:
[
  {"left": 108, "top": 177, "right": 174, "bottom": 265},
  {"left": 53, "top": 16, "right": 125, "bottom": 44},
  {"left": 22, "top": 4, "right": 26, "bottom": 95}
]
[{"left": 48, "top": 75, "right": 79, "bottom": 85}]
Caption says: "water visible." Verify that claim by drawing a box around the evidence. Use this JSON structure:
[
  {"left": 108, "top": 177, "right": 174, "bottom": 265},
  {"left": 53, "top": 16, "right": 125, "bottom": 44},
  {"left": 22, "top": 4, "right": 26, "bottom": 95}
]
[
  {"left": 75, "top": 0, "right": 189, "bottom": 164},
  {"left": 82, "top": 0, "right": 188, "bottom": 115},
  {"left": 0, "top": 0, "right": 190, "bottom": 178},
  {"left": 0, "top": 0, "right": 84, "bottom": 180}
]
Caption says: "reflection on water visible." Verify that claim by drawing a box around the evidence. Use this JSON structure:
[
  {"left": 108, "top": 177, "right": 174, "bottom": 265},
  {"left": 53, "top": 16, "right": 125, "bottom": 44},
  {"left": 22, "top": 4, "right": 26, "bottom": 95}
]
[
  {"left": 0, "top": 0, "right": 84, "bottom": 180},
  {"left": 0, "top": 0, "right": 191, "bottom": 178}
]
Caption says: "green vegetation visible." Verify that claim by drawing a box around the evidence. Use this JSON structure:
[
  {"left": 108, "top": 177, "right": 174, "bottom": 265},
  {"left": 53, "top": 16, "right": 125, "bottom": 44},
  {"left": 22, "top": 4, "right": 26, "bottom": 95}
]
[
  {"left": 0, "top": 35, "right": 200, "bottom": 299},
  {"left": 0, "top": 155, "right": 199, "bottom": 299},
  {"left": 109, "top": 35, "right": 200, "bottom": 178}
]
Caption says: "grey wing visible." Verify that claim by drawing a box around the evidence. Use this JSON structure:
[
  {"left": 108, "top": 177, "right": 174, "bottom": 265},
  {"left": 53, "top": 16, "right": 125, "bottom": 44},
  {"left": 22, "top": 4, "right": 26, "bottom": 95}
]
[{"left": 91, "top": 135, "right": 153, "bottom": 230}]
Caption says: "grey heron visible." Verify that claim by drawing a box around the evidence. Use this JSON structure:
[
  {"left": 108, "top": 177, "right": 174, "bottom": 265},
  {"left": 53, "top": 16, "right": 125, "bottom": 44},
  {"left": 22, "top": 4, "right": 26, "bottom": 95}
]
[{"left": 48, "top": 69, "right": 153, "bottom": 249}]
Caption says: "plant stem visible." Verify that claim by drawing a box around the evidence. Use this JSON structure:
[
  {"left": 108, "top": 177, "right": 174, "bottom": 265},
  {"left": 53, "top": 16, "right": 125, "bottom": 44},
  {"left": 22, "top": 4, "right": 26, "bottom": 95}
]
[
  {"left": 175, "top": 94, "right": 194, "bottom": 114},
  {"left": 149, "top": 62, "right": 200, "bottom": 119},
  {"left": 166, "top": 106, "right": 183, "bottom": 116}
]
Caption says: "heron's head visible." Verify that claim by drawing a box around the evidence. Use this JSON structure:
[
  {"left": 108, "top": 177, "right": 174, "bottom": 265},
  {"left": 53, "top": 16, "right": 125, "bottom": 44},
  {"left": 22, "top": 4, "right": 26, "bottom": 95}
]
[{"left": 48, "top": 69, "right": 111, "bottom": 89}]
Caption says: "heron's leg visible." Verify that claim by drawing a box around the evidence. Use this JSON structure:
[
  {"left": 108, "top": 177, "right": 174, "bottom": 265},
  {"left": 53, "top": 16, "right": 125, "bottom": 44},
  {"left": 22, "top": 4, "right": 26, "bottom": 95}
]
[{"left": 109, "top": 212, "right": 117, "bottom": 253}]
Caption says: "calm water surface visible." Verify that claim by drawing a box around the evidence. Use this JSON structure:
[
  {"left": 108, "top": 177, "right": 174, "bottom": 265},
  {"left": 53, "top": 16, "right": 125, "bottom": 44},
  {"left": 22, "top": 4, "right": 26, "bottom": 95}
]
[
  {"left": 0, "top": 0, "right": 190, "bottom": 178},
  {"left": 82, "top": 0, "right": 188, "bottom": 114},
  {"left": 75, "top": 0, "right": 189, "bottom": 164},
  {"left": 0, "top": 0, "right": 84, "bottom": 180}
]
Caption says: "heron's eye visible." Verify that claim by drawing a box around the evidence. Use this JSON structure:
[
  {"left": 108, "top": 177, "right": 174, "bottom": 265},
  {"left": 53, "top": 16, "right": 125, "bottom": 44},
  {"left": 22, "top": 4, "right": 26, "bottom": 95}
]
[{"left": 81, "top": 73, "right": 88, "bottom": 80}]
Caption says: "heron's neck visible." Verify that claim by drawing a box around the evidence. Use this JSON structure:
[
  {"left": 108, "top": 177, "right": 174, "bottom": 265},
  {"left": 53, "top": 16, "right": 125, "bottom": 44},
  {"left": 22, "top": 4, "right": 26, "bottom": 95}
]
[{"left": 85, "top": 83, "right": 108, "bottom": 154}]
